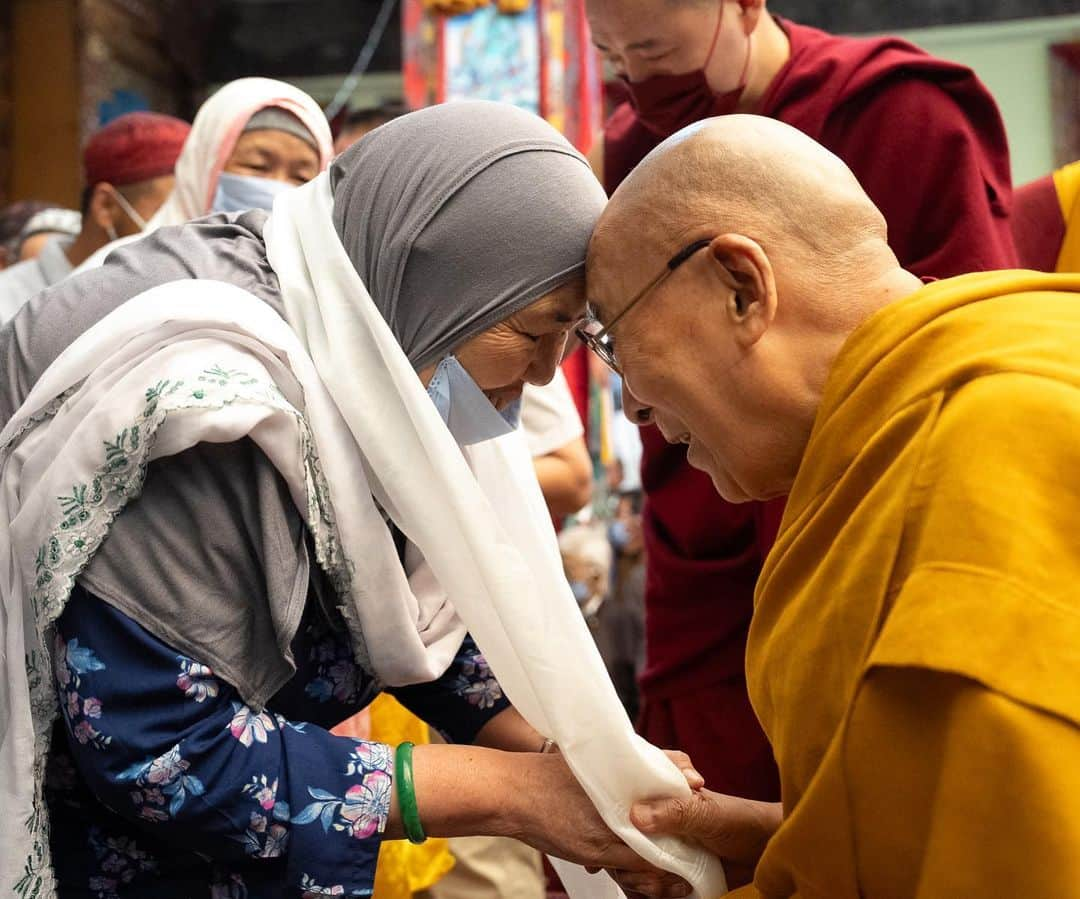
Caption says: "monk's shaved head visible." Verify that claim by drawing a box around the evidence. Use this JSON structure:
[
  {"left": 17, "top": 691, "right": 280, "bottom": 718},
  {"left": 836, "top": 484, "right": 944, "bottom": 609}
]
[
  {"left": 590, "top": 115, "right": 890, "bottom": 311},
  {"left": 584, "top": 115, "right": 920, "bottom": 503}
]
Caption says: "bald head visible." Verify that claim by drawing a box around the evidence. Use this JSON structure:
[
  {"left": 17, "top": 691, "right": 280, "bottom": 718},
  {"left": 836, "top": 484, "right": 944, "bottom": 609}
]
[
  {"left": 584, "top": 116, "right": 921, "bottom": 504},
  {"left": 592, "top": 115, "right": 890, "bottom": 299}
]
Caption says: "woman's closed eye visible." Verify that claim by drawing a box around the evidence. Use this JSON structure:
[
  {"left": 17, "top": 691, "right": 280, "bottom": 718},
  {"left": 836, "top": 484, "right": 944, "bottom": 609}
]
[{"left": 233, "top": 158, "right": 271, "bottom": 175}]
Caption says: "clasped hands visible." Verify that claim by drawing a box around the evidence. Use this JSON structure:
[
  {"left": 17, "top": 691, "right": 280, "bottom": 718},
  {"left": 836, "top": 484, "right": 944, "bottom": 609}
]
[{"left": 526, "top": 749, "right": 781, "bottom": 898}]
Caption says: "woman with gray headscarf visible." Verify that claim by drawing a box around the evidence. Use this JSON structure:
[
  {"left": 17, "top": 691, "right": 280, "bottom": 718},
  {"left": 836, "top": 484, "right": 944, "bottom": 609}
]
[{"left": 0, "top": 102, "right": 724, "bottom": 899}]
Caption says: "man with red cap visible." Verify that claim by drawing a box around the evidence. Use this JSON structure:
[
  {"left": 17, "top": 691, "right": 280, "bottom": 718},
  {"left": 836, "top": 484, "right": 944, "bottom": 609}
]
[
  {"left": 586, "top": 0, "right": 1019, "bottom": 805},
  {"left": 0, "top": 111, "right": 189, "bottom": 323}
]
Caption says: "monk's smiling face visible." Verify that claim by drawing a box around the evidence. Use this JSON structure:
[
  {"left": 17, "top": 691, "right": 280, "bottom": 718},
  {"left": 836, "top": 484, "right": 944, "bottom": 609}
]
[{"left": 586, "top": 227, "right": 796, "bottom": 503}]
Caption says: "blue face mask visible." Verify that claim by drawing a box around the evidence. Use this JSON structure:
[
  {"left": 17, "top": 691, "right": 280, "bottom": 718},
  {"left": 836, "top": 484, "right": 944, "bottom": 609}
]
[
  {"left": 211, "top": 172, "right": 294, "bottom": 214},
  {"left": 569, "top": 579, "right": 592, "bottom": 604},
  {"left": 500, "top": 397, "right": 523, "bottom": 430},
  {"left": 608, "top": 519, "right": 631, "bottom": 552},
  {"left": 425, "top": 355, "right": 519, "bottom": 445}
]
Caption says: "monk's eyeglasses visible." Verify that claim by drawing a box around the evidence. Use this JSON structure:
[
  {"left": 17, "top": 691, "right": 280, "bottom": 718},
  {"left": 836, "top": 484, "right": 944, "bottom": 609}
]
[{"left": 577, "top": 239, "right": 712, "bottom": 374}]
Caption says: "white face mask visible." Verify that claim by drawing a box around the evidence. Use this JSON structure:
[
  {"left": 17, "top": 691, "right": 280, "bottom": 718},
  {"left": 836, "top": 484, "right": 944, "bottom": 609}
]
[
  {"left": 211, "top": 172, "right": 294, "bottom": 214},
  {"left": 105, "top": 187, "right": 149, "bottom": 242}
]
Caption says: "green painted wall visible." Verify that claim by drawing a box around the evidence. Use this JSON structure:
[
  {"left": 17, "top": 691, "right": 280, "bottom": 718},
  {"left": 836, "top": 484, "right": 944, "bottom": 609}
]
[{"left": 894, "top": 14, "right": 1080, "bottom": 185}]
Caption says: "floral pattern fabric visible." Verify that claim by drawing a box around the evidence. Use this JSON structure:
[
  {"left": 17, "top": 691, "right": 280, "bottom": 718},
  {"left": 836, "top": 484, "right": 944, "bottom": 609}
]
[
  {"left": 448, "top": 650, "right": 504, "bottom": 710},
  {"left": 54, "top": 633, "right": 112, "bottom": 750},
  {"left": 45, "top": 585, "right": 510, "bottom": 897}
]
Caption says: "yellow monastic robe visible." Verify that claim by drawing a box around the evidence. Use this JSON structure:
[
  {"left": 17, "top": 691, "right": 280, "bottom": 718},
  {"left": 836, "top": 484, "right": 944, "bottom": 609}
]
[
  {"left": 733, "top": 271, "right": 1080, "bottom": 898},
  {"left": 1054, "top": 161, "right": 1080, "bottom": 272}
]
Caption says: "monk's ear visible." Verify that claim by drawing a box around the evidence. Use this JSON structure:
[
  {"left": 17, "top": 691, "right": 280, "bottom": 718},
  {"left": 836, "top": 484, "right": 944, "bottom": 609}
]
[{"left": 708, "top": 233, "right": 776, "bottom": 347}]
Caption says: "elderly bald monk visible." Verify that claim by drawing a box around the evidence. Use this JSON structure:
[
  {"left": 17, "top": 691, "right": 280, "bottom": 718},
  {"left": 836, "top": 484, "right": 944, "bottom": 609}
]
[
  {"left": 591, "top": 0, "right": 1017, "bottom": 807},
  {"left": 580, "top": 116, "right": 1080, "bottom": 898}
]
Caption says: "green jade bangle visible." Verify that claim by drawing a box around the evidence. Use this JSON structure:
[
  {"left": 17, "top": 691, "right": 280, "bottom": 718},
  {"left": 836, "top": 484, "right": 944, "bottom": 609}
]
[{"left": 395, "top": 741, "right": 427, "bottom": 845}]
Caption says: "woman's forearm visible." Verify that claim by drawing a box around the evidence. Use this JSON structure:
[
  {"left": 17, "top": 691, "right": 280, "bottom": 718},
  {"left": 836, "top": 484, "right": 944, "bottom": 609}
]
[
  {"left": 472, "top": 705, "right": 547, "bottom": 753},
  {"left": 385, "top": 742, "right": 524, "bottom": 840}
]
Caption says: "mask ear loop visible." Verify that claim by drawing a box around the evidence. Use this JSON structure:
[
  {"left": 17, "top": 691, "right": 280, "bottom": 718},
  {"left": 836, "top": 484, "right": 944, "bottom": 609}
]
[
  {"left": 703, "top": 2, "right": 754, "bottom": 93},
  {"left": 108, "top": 187, "right": 149, "bottom": 232},
  {"left": 735, "top": 26, "right": 753, "bottom": 90},
  {"left": 702, "top": 3, "right": 725, "bottom": 70}
]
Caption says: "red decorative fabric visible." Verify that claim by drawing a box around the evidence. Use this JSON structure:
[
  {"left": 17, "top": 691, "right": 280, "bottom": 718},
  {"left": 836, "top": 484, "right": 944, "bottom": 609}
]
[{"left": 560, "top": 343, "right": 590, "bottom": 440}]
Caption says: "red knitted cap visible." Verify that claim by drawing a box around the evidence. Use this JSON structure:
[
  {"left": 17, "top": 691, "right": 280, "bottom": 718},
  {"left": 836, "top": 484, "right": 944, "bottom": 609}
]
[{"left": 83, "top": 112, "right": 191, "bottom": 187}]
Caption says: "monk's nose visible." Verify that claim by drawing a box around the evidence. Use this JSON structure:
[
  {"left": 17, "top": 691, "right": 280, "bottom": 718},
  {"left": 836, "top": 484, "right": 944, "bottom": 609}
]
[{"left": 622, "top": 382, "right": 654, "bottom": 426}]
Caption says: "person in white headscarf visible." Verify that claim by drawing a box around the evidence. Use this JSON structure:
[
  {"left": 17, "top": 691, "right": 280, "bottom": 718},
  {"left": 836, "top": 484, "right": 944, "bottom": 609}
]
[
  {"left": 72, "top": 76, "right": 333, "bottom": 273},
  {"left": 0, "top": 102, "right": 726, "bottom": 899}
]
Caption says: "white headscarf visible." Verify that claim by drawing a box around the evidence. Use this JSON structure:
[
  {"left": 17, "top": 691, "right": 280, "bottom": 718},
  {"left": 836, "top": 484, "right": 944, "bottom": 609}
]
[{"left": 149, "top": 76, "right": 334, "bottom": 228}]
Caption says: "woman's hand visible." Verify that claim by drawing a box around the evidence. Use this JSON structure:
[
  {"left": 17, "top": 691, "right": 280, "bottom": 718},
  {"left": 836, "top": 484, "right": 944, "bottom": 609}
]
[
  {"left": 400, "top": 743, "right": 706, "bottom": 896},
  {"left": 505, "top": 751, "right": 694, "bottom": 897}
]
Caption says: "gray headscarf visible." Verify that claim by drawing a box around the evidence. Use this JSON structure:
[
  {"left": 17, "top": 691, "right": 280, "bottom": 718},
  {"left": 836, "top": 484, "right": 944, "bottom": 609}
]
[
  {"left": 244, "top": 107, "right": 319, "bottom": 151},
  {"left": 329, "top": 100, "right": 607, "bottom": 370}
]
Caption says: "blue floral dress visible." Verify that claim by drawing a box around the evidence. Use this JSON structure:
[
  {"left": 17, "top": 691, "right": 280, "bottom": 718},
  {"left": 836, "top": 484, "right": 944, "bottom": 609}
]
[{"left": 45, "top": 584, "right": 510, "bottom": 898}]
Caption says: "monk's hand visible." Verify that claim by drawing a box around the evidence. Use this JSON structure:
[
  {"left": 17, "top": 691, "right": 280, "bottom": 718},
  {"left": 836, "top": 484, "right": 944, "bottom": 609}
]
[
  {"left": 625, "top": 788, "right": 783, "bottom": 889},
  {"left": 662, "top": 749, "right": 706, "bottom": 791},
  {"left": 508, "top": 752, "right": 693, "bottom": 897},
  {"left": 584, "top": 750, "right": 707, "bottom": 897}
]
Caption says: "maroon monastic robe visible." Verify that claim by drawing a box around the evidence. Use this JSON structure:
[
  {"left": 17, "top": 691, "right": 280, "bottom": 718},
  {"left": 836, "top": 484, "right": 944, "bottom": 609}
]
[
  {"left": 1012, "top": 173, "right": 1064, "bottom": 271},
  {"left": 605, "top": 18, "right": 1018, "bottom": 801}
]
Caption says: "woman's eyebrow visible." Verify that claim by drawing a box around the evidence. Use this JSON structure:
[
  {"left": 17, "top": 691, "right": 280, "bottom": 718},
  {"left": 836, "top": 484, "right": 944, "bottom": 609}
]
[{"left": 237, "top": 146, "right": 274, "bottom": 161}]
